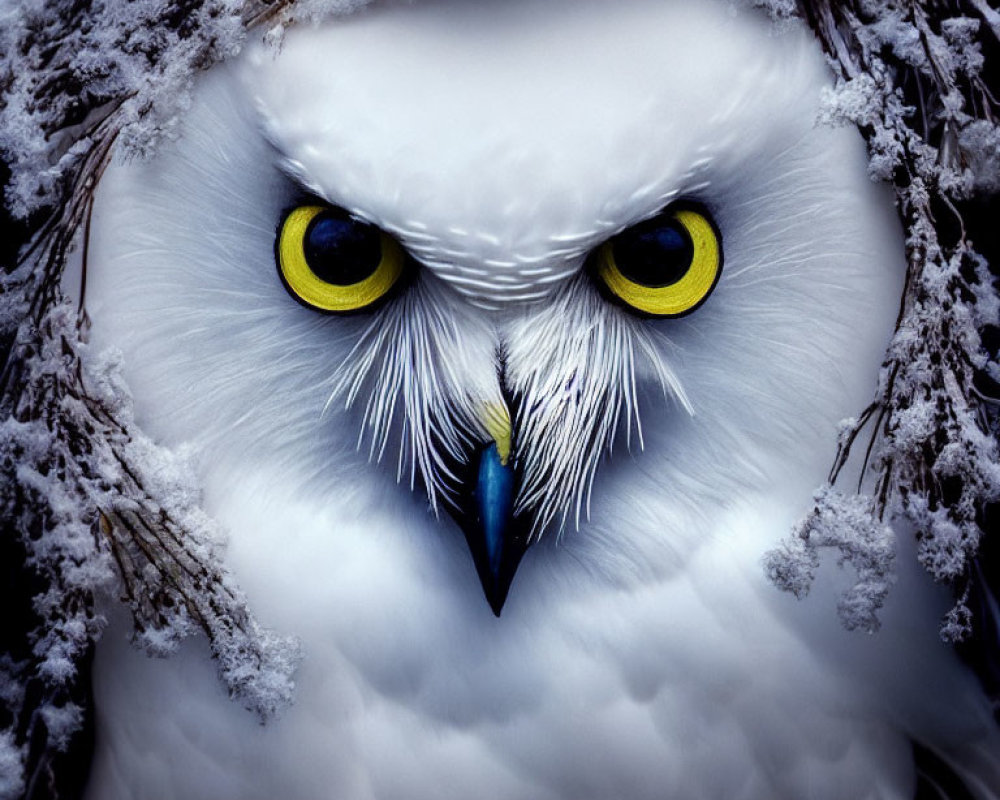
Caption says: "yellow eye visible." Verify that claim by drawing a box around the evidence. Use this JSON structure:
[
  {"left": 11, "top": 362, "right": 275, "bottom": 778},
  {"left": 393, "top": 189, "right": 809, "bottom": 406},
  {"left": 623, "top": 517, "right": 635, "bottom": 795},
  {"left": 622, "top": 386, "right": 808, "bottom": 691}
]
[
  {"left": 276, "top": 205, "right": 406, "bottom": 313},
  {"left": 595, "top": 205, "right": 722, "bottom": 317}
]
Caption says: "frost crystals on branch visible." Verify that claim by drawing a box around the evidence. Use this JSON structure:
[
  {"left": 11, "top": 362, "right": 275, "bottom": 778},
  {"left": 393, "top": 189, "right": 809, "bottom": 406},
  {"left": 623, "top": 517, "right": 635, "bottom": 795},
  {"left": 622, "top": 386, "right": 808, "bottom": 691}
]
[
  {"left": 0, "top": 291, "right": 302, "bottom": 799},
  {"left": 0, "top": 0, "right": 370, "bottom": 794},
  {"left": 764, "top": 486, "right": 896, "bottom": 633},
  {"left": 765, "top": 0, "right": 1000, "bottom": 641}
]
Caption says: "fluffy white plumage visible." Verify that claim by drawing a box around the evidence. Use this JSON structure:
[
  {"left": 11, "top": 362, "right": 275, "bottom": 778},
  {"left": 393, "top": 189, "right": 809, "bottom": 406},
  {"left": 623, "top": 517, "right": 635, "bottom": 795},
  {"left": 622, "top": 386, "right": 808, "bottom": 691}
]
[{"left": 82, "top": 0, "right": 1000, "bottom": 797}]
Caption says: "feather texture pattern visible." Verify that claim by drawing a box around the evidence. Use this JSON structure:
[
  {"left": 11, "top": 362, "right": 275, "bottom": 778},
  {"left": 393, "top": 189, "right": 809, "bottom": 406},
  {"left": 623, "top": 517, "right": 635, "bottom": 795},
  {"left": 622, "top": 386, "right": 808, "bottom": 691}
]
[{"left": 79, "top": 1, "right": 1000, "bottom": 797}]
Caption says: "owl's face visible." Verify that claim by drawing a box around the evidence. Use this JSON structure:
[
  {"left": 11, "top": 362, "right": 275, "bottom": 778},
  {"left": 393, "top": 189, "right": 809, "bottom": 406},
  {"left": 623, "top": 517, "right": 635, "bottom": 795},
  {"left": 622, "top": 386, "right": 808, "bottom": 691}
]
[{"left": 87, "top": 0, "right": 902, "bottom": 615}]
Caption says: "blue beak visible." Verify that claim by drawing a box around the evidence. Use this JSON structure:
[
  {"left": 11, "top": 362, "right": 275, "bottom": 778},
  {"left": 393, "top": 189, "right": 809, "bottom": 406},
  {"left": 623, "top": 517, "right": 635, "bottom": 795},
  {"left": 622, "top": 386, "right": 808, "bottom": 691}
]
[{"left": 459, "top": 442, "right": 530, "bottom": 616}]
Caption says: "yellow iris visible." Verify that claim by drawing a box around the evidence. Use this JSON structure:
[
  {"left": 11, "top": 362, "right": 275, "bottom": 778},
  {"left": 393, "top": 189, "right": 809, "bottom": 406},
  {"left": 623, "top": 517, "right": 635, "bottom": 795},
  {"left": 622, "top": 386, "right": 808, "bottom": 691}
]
[
  {"left": 277, "top": 205, "right": 405, "bottom": 313},
  {"left": 597, "top": 207, "right": 722, "bottom": 317}
]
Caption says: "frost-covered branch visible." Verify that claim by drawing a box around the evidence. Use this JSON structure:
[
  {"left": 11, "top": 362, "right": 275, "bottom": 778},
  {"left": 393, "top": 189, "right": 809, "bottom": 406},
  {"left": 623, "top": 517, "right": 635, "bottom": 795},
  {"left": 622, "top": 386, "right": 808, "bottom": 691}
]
[
  {"left": 0, "top": 0, "right": 379, "bottom": 796},
  {"left": 763, "top": 486, "right": 897, "bottom": 632},
  {"left": 765, "top": 0, "right": 1000, "bottom": 639},
  {"left": 2, "top": 0, "right": 999, "bottom": 796}
]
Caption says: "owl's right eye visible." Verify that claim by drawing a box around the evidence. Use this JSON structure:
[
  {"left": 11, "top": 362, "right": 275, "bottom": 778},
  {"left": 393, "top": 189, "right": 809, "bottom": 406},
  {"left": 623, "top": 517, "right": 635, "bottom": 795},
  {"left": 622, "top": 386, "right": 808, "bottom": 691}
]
[{"left": 276, "top": 204, "right": 406, "bottom": 313}]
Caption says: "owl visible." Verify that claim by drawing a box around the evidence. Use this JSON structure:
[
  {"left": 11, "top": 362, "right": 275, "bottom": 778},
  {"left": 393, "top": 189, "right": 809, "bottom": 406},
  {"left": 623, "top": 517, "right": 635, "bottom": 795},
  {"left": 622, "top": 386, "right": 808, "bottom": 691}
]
[{"left": 80, "top": 0, "right": 1000, "bottom": 798}]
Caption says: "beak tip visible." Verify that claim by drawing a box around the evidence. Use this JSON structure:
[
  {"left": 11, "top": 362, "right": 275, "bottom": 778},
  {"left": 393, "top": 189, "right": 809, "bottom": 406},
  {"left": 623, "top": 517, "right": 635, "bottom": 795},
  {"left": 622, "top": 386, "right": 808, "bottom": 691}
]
[
  {"left": 450, "top": 442, "right": 532, "bottom": 616},
  {"left": 488, "top": 595, "right": 505, "bottom": 618},
  {"left": 480, "top": 555, "right": 524, "bottom": 617},
  {"left": 469, "top": 522, "right": 528, "bottom": 617}
]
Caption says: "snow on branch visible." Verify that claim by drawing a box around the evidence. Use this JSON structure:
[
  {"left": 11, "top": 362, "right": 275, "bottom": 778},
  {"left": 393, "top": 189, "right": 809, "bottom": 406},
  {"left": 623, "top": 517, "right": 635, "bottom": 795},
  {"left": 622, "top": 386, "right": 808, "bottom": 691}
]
[
  {"left": 0, "top": 0, "right": 998, "bottom": 796},
  {"left": 764, "top": 0, "right": 1000, "bottom": 639},
  {"left": 764, "top": 485, "right": 897, "bottom": 632},
  {"left": 0, "top": 0, "right": 371, "bottom": 795}
]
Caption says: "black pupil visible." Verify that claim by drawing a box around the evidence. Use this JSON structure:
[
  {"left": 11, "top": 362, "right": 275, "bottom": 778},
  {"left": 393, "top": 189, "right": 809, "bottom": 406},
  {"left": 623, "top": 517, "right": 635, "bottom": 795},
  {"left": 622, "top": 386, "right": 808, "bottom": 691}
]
[
  {"left": 611, "top": 215, "right": 693, "bottom": 287},
  {"left": 303, "top": 209, "right": 382, "bottom": 285}
]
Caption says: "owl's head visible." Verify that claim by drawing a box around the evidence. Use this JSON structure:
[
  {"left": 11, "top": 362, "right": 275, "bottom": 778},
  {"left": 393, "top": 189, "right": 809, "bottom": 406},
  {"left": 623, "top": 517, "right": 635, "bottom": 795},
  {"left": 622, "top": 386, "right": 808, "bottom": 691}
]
[{"left": 87, "top": 0, "right": 901, "bottom": 614}]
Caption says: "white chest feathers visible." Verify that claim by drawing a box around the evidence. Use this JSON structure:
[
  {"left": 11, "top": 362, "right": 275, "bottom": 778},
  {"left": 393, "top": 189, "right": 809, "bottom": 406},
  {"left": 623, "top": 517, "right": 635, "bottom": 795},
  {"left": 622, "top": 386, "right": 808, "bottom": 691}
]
[{"left": 83, "top": 0, "right": 1000, "bottom": 797}]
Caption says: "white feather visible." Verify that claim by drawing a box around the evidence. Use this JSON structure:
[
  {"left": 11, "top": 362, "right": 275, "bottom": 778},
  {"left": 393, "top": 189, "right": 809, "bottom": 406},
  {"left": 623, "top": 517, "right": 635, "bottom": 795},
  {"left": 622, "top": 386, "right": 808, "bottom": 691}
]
[{"left": 82, "top": 0, "right": 1000, "bottom": 797}]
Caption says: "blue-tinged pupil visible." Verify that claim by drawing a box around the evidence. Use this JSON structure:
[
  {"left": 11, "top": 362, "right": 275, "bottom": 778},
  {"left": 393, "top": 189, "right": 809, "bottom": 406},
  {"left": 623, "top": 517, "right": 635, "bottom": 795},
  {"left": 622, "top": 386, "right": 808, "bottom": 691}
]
[
  {"left": 303, "top": 208, "right": 382, "bottom": 285},
  {"left": 611, "top": 214, "right": 694, "bottom": 287}
]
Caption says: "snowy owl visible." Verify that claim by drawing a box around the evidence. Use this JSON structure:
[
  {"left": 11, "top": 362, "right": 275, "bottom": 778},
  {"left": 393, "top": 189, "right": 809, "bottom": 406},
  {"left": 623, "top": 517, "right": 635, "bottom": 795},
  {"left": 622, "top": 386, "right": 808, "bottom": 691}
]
[{"left": 80, "top": 0, "right": 1000, "bottom": 797}]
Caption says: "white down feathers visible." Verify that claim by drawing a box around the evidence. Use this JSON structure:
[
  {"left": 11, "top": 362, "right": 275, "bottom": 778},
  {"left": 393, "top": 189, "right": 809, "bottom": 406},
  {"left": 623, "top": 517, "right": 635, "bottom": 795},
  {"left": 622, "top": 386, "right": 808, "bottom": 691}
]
[{"left": 83, "top": 0, "right": 1000, "bottom": 798}]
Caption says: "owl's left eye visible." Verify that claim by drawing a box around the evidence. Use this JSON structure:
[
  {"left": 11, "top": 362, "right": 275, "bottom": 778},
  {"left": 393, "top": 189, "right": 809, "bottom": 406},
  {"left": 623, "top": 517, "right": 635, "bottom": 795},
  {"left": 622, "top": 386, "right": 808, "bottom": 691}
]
[
  {"left": 276, "top": 204, "right": 406, "bottom": 313},
  {"left": 593, "top": 204, "right": 723, "bottom": 317}
]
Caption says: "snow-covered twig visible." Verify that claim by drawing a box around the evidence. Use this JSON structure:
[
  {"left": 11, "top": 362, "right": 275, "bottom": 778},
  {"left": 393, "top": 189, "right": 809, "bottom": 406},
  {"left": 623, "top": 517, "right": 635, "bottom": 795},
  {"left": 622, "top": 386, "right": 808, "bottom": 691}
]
[
  {"left": 1, "top": 0, "right": 997, "bottom": 796},
  {"left": 766, "top": 0, "right": 1000, "bottom": 640}
]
